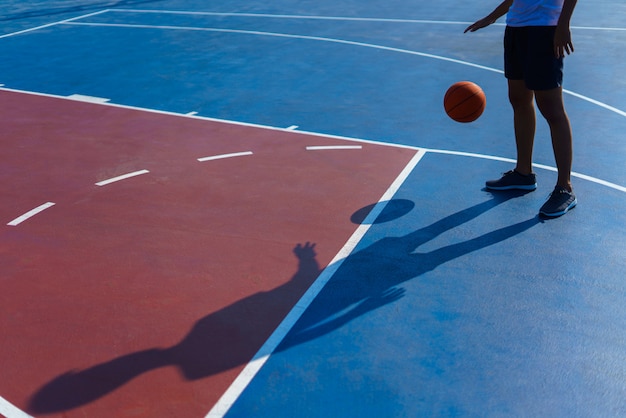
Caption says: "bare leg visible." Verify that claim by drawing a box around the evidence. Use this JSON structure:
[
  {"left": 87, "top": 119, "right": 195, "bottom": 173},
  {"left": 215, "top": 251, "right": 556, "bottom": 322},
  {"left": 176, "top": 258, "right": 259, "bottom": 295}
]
[
  {"left": 508, "top": 79, "right": 536, "bottom": 175},
  {"left": 534, "top": 87, "right": 573, "bottom": 192}
]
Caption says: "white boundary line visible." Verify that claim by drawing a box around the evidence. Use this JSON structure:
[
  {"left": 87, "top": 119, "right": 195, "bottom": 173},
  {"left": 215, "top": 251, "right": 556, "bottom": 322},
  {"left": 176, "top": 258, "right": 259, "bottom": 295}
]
[
  {"left": 107, "top": 9, "right": 626, "bottom": 31},
  {"left": 0, "top": 396, "right": 33, "bottom": 418},
  {"left": 0, "top": 9, "right": 111, "bottom": 39},
  {"left": 205, "top": 149, "right": 427, "bottom": 417},
  {"left": 423, "top": 148, "right": 626, "bottom": 193},
  {"left": 67, "top": 93, "right": 110, "bottom": 103},
  {"left": 306, "top": 145, "right": 363, "bottom": 150}
]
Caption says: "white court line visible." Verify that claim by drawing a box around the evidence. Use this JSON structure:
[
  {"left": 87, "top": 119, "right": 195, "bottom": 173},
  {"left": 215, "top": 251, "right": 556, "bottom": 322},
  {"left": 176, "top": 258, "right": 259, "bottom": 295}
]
[
  {"left": 7, "top": 202, "right": 55, "bottom": 226},
  {"left": 109, "top": 9, "right": 626, "bottom": 31},
  {"left": 306, "top": 145, "right": 363, "bottom": 150},
  {"left": 0, "top": 396, "right": 33, "bottom": 418},
  {"left": 60, "top": 21, "right": 626, "bottom": 119},
  {"left": 206, "top": 149, "right": 427, "bottom": 417},
  {"left": 286, "top": 125, "right": 299, "bottom": 130},
  {"left": 197, "top": 151, "right": 253, "bottom": 162},
  {"left": 112, "top": 9, "right": 475, "bottom": 25},
  {"left": 0, "top": 9, "right": 111, "bottom": 39},
  {"left": 62, "top": 21, "right": 504, "bottom": 75},
  {"left": 67, "top": 93, "right": 110, "bottom": 103},
  {"left": 564, "top": 90, "right": 626, "bottom": 118},
  {"left": 95, "top": 169, "right": 149, "bottom": 186},
  {"left": 424, "top": 148, "right": 626, "bottom": 193}
]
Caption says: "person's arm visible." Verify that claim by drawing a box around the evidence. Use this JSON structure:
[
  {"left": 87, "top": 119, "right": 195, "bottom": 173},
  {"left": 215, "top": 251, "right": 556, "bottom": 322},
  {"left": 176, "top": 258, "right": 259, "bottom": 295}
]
[
  {"left": 464, "top": 0, "right": 514, "bottom": 33},
  {"left": 554, "top": 0, "right": 578, "bottom": 57}
]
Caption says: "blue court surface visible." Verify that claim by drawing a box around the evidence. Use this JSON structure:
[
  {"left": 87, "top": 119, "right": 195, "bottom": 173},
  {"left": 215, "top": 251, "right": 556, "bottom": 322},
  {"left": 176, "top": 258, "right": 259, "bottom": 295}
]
[{"left": 1, "top": 1, "right": 625, "bottom": 417}]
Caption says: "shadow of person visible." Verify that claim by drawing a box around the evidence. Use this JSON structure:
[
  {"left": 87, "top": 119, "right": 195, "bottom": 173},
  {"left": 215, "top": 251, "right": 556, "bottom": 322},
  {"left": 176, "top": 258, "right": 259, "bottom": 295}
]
[
  {"left": 29, "top": 190, "right": 538, "bottom": 414},
  {"left": 278, "top": 190, "right": 540, "bottom": 350},
  {"left": 28, "top": 242, "right": 322, "bottom": 414}
]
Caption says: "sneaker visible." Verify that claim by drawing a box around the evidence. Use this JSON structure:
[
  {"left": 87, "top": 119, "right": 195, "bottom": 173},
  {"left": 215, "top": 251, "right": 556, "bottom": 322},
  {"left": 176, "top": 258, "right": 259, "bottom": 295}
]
[
  {"left": 486, "top": 170, "right": 537, "bottom": 191},
  {"left": 539, "top": 186, "right": 577, "bottom": 217}
]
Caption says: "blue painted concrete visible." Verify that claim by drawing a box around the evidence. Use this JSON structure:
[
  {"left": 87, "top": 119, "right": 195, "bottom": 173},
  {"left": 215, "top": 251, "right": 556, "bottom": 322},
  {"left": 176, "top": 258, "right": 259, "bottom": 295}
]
[{"left": 227, "top": 153, "right": 626, "bottom": 417}]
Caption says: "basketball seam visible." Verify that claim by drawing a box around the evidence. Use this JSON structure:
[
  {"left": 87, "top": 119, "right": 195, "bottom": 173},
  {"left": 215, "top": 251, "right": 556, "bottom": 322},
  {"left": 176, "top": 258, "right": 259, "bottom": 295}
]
[{"left": 445, "top": 91, "right": 484, "bottom": 118}]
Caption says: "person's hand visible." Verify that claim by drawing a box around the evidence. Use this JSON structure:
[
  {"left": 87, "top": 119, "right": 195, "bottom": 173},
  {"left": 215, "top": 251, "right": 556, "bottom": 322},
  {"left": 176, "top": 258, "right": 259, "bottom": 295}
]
[
  {"left": 464, "top": 17, "right": 495, "bottom": 33},
  {"left": 554, "top": 25, "right": 574, "bottom": 58}
]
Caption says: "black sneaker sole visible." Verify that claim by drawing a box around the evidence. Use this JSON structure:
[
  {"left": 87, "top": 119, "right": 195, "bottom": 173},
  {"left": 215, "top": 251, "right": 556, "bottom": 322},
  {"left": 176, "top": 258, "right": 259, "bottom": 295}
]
[
  {"left": 539, "top": 198, "right": 578, "bottom": 217},
  {"left": 485, "top": 183, "right": 537, "bottom": 191}
]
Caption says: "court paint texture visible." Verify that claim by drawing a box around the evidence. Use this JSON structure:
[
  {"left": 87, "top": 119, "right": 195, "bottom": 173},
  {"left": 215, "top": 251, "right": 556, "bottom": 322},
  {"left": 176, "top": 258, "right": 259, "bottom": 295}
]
[{"left": 1, "top": 1, "right": 625, "bottom": 417}]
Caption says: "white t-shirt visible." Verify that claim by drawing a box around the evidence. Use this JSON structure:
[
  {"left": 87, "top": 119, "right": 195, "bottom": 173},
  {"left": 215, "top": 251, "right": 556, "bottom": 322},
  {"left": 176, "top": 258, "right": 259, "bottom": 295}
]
[{"left": 506, "top": 0, "right": 564, "bottom": 26}]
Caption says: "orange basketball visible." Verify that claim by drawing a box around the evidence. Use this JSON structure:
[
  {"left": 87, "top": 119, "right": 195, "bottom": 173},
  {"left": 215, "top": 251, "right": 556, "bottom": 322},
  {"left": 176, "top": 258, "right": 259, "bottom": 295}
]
[{"left": 444, "top": 81, "right": 486, "bottom": 123}]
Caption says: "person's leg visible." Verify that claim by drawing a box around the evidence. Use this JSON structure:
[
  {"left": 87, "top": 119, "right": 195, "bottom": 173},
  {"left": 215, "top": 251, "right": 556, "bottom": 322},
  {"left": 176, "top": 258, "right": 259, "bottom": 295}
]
[
  {"left": 534, "top": 87, "right": 573, "bottom": 192},
  {"left": 508, "top": 79, "right": 536, "bottom": 176}
]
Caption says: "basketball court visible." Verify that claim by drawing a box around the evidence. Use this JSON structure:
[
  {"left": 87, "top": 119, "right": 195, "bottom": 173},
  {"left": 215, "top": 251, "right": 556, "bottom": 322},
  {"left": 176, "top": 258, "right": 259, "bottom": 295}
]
[{"left": 1, "top": 1, "right": 625, "bottom": 417}]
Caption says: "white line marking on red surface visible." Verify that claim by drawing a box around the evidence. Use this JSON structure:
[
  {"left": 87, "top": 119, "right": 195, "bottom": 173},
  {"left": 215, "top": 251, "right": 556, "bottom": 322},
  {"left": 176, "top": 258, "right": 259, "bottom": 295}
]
[
  {"left": 67, "top": 94, "right": 110, "bottom": 103},
  {"left": 95, "top": 170, "right": 150, "bottom": 186},
  {"left": 306, "top": 145, "right": 363, "bottom": 150},
  {"left": 7, "top": 202, "right": 55, "bottom": 226},
  {"left": 0, "top": 396, "right": 33, "bottom": 418},
  {"left": 197, "top": 151, "right": 253, "bottom": 162},
  {"left": 206, "top": 150, "right": 427, "bottom": 417}
]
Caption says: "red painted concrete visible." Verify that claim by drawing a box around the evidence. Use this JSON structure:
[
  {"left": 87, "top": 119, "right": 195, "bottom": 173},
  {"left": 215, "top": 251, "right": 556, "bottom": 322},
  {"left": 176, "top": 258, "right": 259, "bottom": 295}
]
[{"left": 0, "top": 90, "right": 418, "bottom": 417}]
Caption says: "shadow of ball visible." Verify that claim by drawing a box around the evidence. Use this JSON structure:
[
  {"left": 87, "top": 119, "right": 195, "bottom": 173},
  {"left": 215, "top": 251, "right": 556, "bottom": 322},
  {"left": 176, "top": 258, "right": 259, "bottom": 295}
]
[{"left": 350, "top": 199, "right": 415, "bottom": 225}]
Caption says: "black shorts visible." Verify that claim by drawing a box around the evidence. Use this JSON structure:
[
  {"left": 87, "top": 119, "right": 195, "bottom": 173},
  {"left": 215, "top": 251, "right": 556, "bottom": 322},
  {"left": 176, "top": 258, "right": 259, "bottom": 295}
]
[{"left": 504, "top": 26, "right": 563, "bottom": 90}]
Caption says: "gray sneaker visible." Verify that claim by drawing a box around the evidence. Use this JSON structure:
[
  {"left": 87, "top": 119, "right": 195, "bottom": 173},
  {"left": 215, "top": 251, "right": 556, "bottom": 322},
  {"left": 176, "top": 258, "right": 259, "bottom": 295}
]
[
  {"left": 539, "top": 186, "right": 577, "bottom": 217},
  {"left": 486, "top": 170, "right": 537, "bottom": 191}
]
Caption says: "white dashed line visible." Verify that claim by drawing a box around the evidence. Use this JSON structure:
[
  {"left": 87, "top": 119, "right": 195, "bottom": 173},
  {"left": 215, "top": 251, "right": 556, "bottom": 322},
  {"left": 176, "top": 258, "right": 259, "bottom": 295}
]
[
  {"left": 7, "top": 202, "right": 55, "bottom": 226},
  {"left": 197, "top": 151, "right": 253, "bottom": 162},
  {"left": 95, "top": 169, "right": 150, "bottom": 186},
  {"left": 306, "top": 145, "right": 363, "bottom": 150}
]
